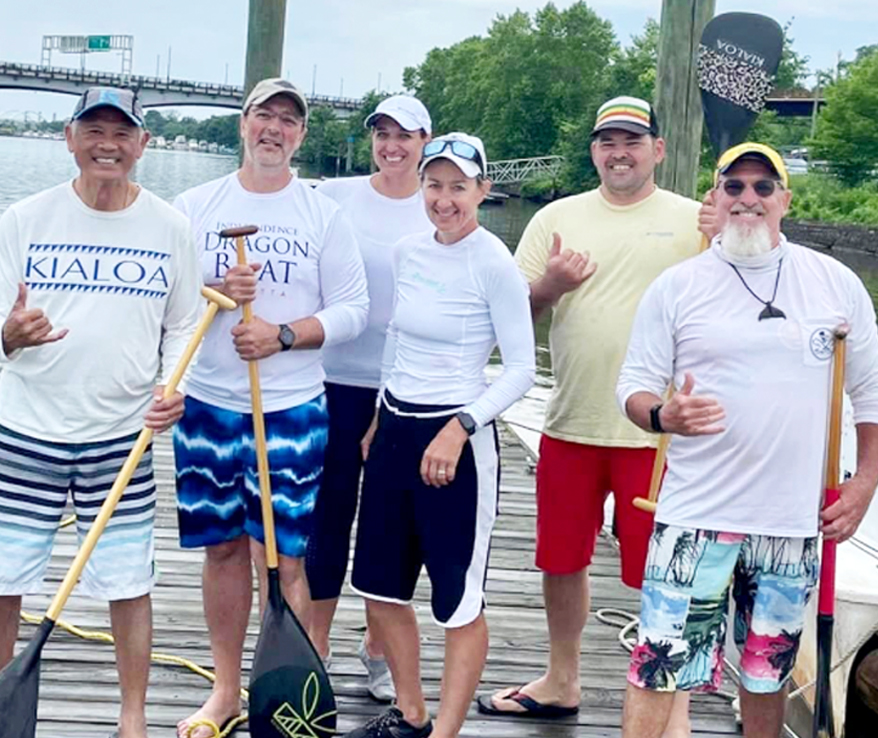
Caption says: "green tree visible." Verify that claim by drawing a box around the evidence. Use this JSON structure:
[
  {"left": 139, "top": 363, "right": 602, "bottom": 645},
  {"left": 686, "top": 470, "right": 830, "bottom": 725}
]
[
  {"left": 404, "top": 2, "right": 617, "bottom": 161},
  {"left": 610, "top": 18, "right": 659, "bottom": 101},
  {"left": 774, "top": 21, "right": 810, "bottom": 90},
  {"left": 810, "top": 49, "right": 878, "bottom": 186}
]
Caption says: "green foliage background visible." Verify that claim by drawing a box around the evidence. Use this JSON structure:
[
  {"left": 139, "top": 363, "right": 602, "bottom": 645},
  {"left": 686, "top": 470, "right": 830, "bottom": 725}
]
[{"left": 10, "top": 2, "right": 873, "bottom": 220}]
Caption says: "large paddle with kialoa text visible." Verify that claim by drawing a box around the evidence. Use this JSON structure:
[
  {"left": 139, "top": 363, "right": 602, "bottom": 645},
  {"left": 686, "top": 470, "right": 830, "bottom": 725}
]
[
  {"left": 632, "top": 12, "right": 784, "bottom": 515},
  {"left": 217, "top": 226, "right": 337, "bottom": 738},
  {"left": 0, "top": 286, "right": 237, "bottom": 738}
]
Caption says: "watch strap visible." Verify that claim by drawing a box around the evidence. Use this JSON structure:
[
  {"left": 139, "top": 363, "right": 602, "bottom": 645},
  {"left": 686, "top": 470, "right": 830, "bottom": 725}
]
[
  {"left": 649, "top": 403, "right": 665, "bottom": 433},
  {"left": 455, "top": 411, "right": 477, "bottom": 436}
]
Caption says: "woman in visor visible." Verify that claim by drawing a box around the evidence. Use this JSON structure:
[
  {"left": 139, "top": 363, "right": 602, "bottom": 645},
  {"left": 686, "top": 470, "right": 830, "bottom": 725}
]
[{"left": 344, "top": 133, "right": 536, "bottom": 738}]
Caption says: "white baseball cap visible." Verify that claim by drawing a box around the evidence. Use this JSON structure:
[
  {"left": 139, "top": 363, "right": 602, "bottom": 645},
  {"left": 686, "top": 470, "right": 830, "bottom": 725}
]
[
  {"left": 364, "top": 95, "right": 432, "bottom": 135},
  {"left": 419, "top": 132, "right": 487, "bottom": 179}
]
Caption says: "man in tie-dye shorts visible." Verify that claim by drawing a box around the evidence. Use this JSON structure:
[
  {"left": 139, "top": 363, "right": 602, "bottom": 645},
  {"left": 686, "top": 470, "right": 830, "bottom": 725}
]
[
  {"left": 615, "top": 144, "right": 878, "bottom": 738},
  {"left": 171, "top": 78, "right": 369, "bottom": 738}
]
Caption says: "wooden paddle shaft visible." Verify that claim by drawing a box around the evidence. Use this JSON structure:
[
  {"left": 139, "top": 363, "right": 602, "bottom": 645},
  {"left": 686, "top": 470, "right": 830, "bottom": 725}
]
[
  {"left": 45, "top": 286, "right": 235, "bottom": 622},
  {"left": 633, "top": 234, "right": 711, "bottom": 514},
  {"left": 818, "top": 328, "right": 847, "bottom": 617},
  {"left": 633, "top": 431, "right": 670, "bottom": 514},
  {"left": 825, "top": 329, "right": 847, "bottom": 495},
  {"left": 230, "top": 229, "right": 280, "bottom": 570}
]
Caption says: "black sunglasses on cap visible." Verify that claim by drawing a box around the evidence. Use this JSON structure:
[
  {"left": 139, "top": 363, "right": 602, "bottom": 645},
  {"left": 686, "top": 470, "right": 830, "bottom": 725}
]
[{"left": 721, "top": 178, "right": 783, "bottom": 198}]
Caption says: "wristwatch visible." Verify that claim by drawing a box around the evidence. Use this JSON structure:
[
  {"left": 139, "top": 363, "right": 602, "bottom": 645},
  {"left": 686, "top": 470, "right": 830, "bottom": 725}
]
[
  {"left": 649, "top": 403, "right": 665, "bottom": 433},
  {"left": 278, "top": 324, "right": 296, "bottom": 351},
  {"left": 455, "top": 411, "right": 477, "bottom": 436}
]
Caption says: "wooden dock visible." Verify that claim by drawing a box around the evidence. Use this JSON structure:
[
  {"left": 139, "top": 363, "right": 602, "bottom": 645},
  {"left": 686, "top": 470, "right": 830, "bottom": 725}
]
[{"left": 17, "top": 425, "right": 740, "bottom": 737}]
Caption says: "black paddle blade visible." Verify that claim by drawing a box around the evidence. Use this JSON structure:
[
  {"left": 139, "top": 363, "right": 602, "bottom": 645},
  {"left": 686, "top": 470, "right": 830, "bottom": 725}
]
[
  {"left": 248, "top": 571, "right": 337, "bottom": 738},
  {"left": 698, "top": 12, "right": 784, "bottom": 156},
  {"left": 0, "top": 618, "right": 54, "bottom": 738},
  {"left": 813, "top": 614, "right": 836, "bottom": 738}
]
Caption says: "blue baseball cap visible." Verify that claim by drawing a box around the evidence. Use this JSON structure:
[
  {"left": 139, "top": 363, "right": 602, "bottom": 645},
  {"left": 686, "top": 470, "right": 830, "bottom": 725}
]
[{"left": 72, "top": 87, "right": 144, "bottom": 127}]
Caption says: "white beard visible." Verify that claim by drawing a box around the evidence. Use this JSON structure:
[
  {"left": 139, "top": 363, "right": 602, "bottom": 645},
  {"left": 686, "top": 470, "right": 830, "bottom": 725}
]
[{"left": 721, "top": 218, "right": 773, "bottom": 258}]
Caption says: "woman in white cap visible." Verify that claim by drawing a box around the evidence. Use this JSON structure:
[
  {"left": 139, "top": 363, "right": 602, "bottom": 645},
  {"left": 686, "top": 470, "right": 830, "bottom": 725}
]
[
  {"left": 306, "top": 95, "right": 433, "bottom": 701},
  {"left": 343, "top": 133, "right": 536, "bottom": 738}
]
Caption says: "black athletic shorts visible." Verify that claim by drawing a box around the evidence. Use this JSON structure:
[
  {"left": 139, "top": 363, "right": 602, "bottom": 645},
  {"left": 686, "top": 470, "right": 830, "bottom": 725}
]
[{"left": 351, "top": 391, "right": 500, "bottom": 627}]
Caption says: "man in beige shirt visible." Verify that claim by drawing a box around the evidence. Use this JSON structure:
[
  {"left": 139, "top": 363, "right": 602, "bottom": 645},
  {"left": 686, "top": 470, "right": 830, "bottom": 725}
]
[{"left": 478, "top": 97, "right": 701, "bottom": 736}]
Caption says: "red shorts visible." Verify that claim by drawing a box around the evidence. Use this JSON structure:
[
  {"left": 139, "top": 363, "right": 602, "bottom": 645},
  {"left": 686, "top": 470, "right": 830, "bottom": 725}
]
[{"left": 535, "top": 436, "right": 658, "bottom": 588}]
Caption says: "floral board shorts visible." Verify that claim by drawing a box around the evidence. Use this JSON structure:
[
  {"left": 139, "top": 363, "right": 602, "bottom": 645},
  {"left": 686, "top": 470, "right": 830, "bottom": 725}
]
[{"left": 628, "top": 523, "right": 819, "bottom": 694}]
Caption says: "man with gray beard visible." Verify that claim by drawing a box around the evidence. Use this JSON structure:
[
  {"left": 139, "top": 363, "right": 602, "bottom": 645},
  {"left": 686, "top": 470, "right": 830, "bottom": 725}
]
[{"left": 615, "top": 142, "right": 878, "bottom": 738}]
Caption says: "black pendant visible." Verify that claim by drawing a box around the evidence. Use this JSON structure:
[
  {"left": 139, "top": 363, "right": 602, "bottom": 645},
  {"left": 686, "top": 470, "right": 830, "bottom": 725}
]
[{"left": 758, "top": 303, "right": 786, "bottom": 321}]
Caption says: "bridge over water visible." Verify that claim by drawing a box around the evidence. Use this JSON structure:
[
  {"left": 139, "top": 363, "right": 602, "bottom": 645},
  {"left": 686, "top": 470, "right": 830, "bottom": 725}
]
[
  {"left": 487, "top": 156, "right": 565, "bottom": 185},
  {"left": 0, "top": 61, "right": 363, "bottom": 116}
]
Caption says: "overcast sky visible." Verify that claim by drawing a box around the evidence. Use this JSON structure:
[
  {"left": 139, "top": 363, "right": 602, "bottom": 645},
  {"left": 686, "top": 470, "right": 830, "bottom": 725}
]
[{"left": 1, "top": 0, "right": 875, "bottom": 122}]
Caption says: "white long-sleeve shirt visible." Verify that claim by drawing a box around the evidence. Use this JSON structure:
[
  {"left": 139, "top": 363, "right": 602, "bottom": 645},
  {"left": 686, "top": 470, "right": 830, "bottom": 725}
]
[
  {"left": 0, "top": 181, "right": 203, "bottom": 442},
  {"left": 382, "top": 227, "right": 536, "bottom": 427},
  {"left": 617, "top": 238, "right": 878, "bottom": 537},
  {"left": 174, "top": 173, "right": 369, "bottom": 413},
  {"left": 316, "top": 176, "right": 432, "bottom": 388}
]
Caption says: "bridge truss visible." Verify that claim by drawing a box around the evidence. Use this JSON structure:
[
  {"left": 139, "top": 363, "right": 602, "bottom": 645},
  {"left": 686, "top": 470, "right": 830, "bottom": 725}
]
[{"left": 487, "top": 155, "right": 565, "bottom": 185}]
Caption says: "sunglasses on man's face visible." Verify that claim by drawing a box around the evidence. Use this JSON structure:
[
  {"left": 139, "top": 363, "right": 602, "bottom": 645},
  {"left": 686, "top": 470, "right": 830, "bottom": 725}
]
[{"left": 721, "top": 178, "right": 782, "bottom": 198}]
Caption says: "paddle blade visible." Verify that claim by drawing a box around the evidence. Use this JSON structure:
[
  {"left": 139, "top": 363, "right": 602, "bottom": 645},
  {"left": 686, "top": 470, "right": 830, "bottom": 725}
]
[
  {"left": 248, "top": 572, "right": 337, "bottom": 738},
  {"left": 813, "top": 613, "right": 836, "bottom": 738},
  {"left": 0, "top": 618, "right": 54, "bottom": 738},
  {"left": 698, "top": 12, "right": 784, "bottom": 156}
]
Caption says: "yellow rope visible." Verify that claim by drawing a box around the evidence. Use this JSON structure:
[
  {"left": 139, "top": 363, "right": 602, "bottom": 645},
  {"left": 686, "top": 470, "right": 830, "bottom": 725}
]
[{"left": 19, "top": 611, "right": 250, "bottom": 738}]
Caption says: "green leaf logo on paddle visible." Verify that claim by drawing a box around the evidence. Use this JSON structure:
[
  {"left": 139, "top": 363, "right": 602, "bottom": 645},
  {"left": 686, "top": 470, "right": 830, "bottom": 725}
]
[{"left": 269, "top": 672, "right": 338, "bottom": 737}]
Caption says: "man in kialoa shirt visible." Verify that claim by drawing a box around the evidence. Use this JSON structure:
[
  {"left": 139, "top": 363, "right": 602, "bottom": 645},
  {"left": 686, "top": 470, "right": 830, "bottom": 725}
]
[
  {"left": 478, "top": 96, "right": 699, "bottom": 735},
  {"left": 171, "top": 78, "right": 368, "bottom": 738},
  {"left": 616, "top": 143, "right": 878, "bottom": 738},
  {"left": 0, "top": 87, "right": 202, "bottom": 738}
]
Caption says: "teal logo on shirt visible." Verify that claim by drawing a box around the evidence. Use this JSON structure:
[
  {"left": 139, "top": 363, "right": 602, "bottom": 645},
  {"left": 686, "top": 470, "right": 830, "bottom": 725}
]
[{"left": 410, "top": 270, "right": 446, "bottom": 294}]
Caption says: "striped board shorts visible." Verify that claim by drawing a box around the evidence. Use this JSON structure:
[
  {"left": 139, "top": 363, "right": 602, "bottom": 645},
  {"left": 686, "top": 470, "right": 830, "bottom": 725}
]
[
  {"left": 0, "top": 424, "right": 156, "bottom": 601},
  {"left": 173, "top": 394, "right": 329, "bottom": 558}
]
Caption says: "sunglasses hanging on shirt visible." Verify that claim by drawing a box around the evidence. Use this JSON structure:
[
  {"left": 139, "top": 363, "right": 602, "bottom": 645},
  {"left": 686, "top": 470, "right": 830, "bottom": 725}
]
[{"left": 729, "top": 259, "right": 787, "bottom": 321}]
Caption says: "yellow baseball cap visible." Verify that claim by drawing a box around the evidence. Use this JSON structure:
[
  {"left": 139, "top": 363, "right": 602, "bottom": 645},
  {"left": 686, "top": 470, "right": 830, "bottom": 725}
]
[{"left": 714, "top": 142, "right": 789, "bottom": 189}]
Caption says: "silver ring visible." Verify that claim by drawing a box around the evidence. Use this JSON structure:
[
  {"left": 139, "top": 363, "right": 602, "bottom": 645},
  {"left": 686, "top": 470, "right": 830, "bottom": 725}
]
[{"left": 438, "top": 469, "right": 447, "bottom": 476}]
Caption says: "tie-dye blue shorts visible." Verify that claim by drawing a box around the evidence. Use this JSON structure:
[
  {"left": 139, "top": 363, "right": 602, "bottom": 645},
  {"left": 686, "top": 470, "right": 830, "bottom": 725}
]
[
  {"left": 173, "top": 394, "right": 328, "bottom": 558},
  {"left": 628, "top": 523, "right": 819, "bottom": 694}
]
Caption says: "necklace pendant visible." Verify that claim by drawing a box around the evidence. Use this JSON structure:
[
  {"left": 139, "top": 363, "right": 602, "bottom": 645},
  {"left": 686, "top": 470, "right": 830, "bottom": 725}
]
[{"left": 759, "top": 303, "right": 786, "bottom": 321}]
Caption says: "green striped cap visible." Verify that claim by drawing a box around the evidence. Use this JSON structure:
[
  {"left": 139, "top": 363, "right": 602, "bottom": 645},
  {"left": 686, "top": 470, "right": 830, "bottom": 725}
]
[{"left": 591, "top": 96, "right": 659, "bottom": 137}]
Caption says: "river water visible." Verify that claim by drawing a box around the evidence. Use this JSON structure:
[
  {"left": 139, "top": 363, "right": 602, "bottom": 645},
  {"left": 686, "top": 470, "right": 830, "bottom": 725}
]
[{"left": 4, "top": 136, "right": 878, "bottom": 454}]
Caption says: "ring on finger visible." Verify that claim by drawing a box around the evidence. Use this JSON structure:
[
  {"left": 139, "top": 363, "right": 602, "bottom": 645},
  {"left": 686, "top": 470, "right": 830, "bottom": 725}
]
[{"left": 438, "top": 468, "right": 447, "bottom": 477}]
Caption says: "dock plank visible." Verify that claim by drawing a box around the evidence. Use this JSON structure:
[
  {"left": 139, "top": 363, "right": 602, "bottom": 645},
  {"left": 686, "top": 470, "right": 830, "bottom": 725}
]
[{"left": 13, "top": 424, "right": 740, "bottom": 737}]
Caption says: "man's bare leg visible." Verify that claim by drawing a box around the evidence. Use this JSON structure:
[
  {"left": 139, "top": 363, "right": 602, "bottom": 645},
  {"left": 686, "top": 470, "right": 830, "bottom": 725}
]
[
  {"left": 0, "top": 594, "right": 22, "bottom": 667},
  {"left": 177, "top": 536, "right": 251, "bottom": 738},
  {"left": 663, "top": 691, "right": 691, "bottom": 738},
  {"left": 110, "top": 594, "right": 151, "bottom": 738},
  {"left": 368, "top": 599, "right": 428, "bottom": 727},
  {"left": 622, "top": 683, "right": 675, "bottom": 738},
  {"left": 739, "top": 685, "right": 786, "bottom": 738},
  {"left": 250, "top": 539, "right": 310, "bottom": 627},
  {"left": 488, "top": 569, "right": 588, "bottom": 710},
  {"left": 432, "top": 614, "right": 489, "bottom": 738}
]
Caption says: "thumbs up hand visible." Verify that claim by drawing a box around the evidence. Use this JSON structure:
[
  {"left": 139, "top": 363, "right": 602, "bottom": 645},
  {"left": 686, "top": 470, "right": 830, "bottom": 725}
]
[
  {"left": 659, "top": 372, "right": 726, "bottom": 436},
  {"left": 542, "top": 232, "right": 597, "bottom": 300},
  {"left": 1, "top": 283, "right": 69, "bottom": 355}
]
